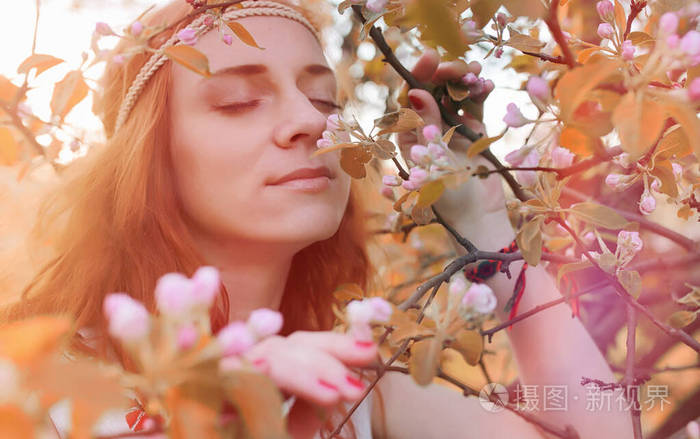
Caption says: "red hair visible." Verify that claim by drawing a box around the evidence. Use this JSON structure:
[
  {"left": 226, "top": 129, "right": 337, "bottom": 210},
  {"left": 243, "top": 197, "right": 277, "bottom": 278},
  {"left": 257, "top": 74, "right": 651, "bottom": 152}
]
[{"left": 2, "top": 1, "right": 380, "bottom": 437}]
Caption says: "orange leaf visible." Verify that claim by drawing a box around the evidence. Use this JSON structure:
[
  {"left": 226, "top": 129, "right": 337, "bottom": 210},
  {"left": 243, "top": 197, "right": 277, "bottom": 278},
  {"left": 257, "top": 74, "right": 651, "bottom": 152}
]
[
  {"left": 50, "top": 70, "right": 89, "bottom": 121},
  {"left": 554, "top": 58, "right": 619, "bottom": 123},
  {"left": 17, "top": 54, "right": 64, "bottom": 77},
  {"left": 0, "top": 405, "right": 34, "bottom": 438},
  {"left": 0, "top": 127, "right": 19, "bottom": 166},
  {"left": 0, "top": 316, "right": 72, "bottom": 364},
  {"left": 559, "top": 126, "right": 594, "bottom": 157},
  {"left": 163, "top": 45, "right": 211, "bottom": 78},
  {"left": 663, "top": 97, "right": 700, "bottom": 160},
  {"left": 0, "top": 75, "right": 19, "bottom": 103},
  {"left": 226, "top": 21, "right": 264, "bottom": 49},
  {"left": 614, "top": 0, "right": 626, "bottom": 36},
  {"left": 612, "top": 92, "right": 666, "bottom": 160}
]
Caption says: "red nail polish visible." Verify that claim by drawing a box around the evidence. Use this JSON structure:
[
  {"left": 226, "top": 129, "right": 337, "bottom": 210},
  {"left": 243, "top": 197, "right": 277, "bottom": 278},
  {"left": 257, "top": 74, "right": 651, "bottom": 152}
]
[
  {"left": 408, "top": 94, "right": 424, "bottom": 111},
  {"left": 355, "top": 340, "right": 375, "bottom": 349},
  {"left": 318, "top": 379, "right": 338, "bottom": 391},
  {"left": 346, "top": 375, "right": 364, "bottom": 389}
]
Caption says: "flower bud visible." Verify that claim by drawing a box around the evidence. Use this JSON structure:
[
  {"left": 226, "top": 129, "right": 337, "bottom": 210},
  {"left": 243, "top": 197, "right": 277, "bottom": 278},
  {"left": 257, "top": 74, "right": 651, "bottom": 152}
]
[
  {"left": 515, "top": 149, "right": 540, "bottom": 187},
  {"left": 380, "top": 185, "right": 395, "bottom": 201},
  {"left": 496, "top": 13, "right": 507, "bottom": 28},
  {"left": 408, "top": 166, "right": 429, "bottom": 187},
  {"left": 681, "top": 30, "right": 700, "bottom": 57},
  {"left": 448, "top": 276, "right": 468, "bottom": 300},
  {"left": 551, "top": 146, "right": 574, "bottom": 168},
  {"left": 638, "top": 191, "right": 656, "bottom": 215},
  {"left": 650, "top": 178, "right": 661, "bottom": 192},
  {"left": 686, "top": 421, "right": 700, "bottom": 439},
  {"left": 597, "top": 23, "right": 615, "bottom": 40},
  {"left": 217, "top": 322, "right": 256, "bottom": 356},
  {"left": 427, "top": 142, "right": 446, "bottom": 159},
  {"left": 346, "top": 300, "right": 374, "bottom": 326},
  {"left": 617, "top": 230, "right": 643, "bottom": 253},
  {"left": 422, "top": 124, "right": 442, "bottom": 142},
  {"left": 503, "top": 103, "right": 529, "bottom": 128},
  {"left": 191, "top": 266, "right": 220, "bottom": 308},
  {"left": 130, "top": 21, "right": 143, "bottom": 37},
  {"left": 605, "top": 173, "right": 628, "bottom": 191},
  {"left": 621, "top": 40, "right": 635, "bottom": 61},
  {"left": 659, "top": 12, "right": 679, "bottom": 35},
  {"left": 177, "top": 28, "right": 198, "bottom": 45},
  {"left": 326, "top": 114, "right": 341, "bottom": 131},
  {"left": 401, "top": 179, "right": 418, "bottom": 191},
  {"left": 462, "top": 72, "right": 478, "bottom": 85},
  {"left": 365, "top": 0, "right": 388, "bottom": 12},
  {"left": 365, "top": 297, "right": 393, "bottom": 322},
  {"left": 666, "top": 34, "right": 680, "bottom": 49},
  {"left": 688, "top": 77, "right": 700, "bottom": 101},
  {"left": 382, "top": 175, "right": 402, "bottom": 187},
  {"left": 223, "top": 34, "right": 233, "bottom": 45},
  {"left": 316, "top": 138, "right": 332, "bottom": 149},
  {"left": 410, "top": 144, "right": 431, "bottom": 165},
  {"left": 103, "top": 293, "right": 150, "bottom": 343},
  {"left": 155, "top": 273, "right": 194, "bottom": 316},
  {"left": 203, "top": 15, "right": 215, "bottom": 27},
  {"left": 176, "top": 324, "right": 199, "bottom": 350},
  {"left": 461, "top": 284, "right": 497, "bottom": 314},
  {"left": 247, "top": 308, "right": 283, "bottom": 339},
  {"left": 596, "top": 1, "right": 614, "bottom": 22},
  {"left": 672, "top": 162, "right": 683, "bottom": 179},
  {"left": 526, "top": 76, "right": 551, "bottom": 103}
]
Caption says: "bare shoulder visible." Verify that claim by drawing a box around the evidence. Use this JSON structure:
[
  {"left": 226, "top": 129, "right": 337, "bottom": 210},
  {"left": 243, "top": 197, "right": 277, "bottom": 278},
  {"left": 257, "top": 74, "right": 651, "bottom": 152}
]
[{"left": 371, "top": 371, "right": 546, "bottom": 439}]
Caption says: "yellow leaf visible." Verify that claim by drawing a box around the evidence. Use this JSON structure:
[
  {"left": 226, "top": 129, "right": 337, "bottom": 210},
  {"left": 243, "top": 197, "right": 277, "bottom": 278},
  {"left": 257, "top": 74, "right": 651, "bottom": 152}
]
[
  {"left": 340, "top": 146, "right": 372, "bottom": 178},
  {"left": 0, "top": 405, "right": 34, "bottom": 438},
  {"left": 0, "top": 316, "right": 72, "bottom": 364},
  {"left": 556, "top": 260, "right": 592, "bottom": 290},
  {"left": 388, "top": 309, "right": 436, "bottom": 345},
  {"left": 0, "top": 127, "right": 19, "bottom": 166},
  {"left": 649, "top": 160, "right": 678, "bottom": 198},
  {"left": 226, "top": 21, "right": 264, "bottom": 49},
  {"left": 467, "top": 130, "right": 505, "bottom": 158},
  {"left": 227, "top": 371, "right": 289, "bottom": 439},
  {"left": 662, "top": 97, "right": 700, "bottom": 160},
  {"left": 50, "top": 70, "right": 89, "bottom": 121},
  {"left": 168, "top": 390, "right": 222, "bottom": 439},
  {"left": 442, "top": 125, "right": 461, "bottom": 144},
  {"left": 310, "top": 142, "right": 357, "bottom": 158},
  {"left": 403, "top": 0, "right": 469, "bottom": 58},
  {"left": 375, "top": 108, "right": 425, "bottom": 136},
  {"left": 516, "top": 216, "right": 543, "bottom": 266},
  {"left": 409, "top": 335, "right": 444, "bottom": 386},
  {"left": 17, "top": 54, "right": 64, "bottom": 76},
  {"left": 616, "top": 270, "right": 642, "bottom": 298},
  {"left": 503, "top": 0, "right": 544, "bottom": 19},
  {"left": 370, "top": 139, "right": 396, "bottom": 160},
  {"left": 576, "top": 47, "right": 601, "bottom": 64},
  {"left": 612, "top": 92, "right": 667, "bottom": 160},
  {"left": 569, "top": 202, "right": 628, "bottom": 229},
  {"left": 655, "top": 126, "right": 692, "bottom": 160},
  {"left": 0, "top": 75, "right": 19, "bottom": 103},
  {"left": 555, "top": 58, "right": 619, "bottom": 122},
  {"left": 450, "top": 329, "right": 482, "bottom": 366},
  {"left": 614, "top": 0, "right": 626, "bottom": 35},
  {"left": 505, "top": 28, "right": 545, "bottom": 53},
  {"left": 411, "top": 203, "right": 434, "bottom": 225},
  {"left": 164, "top": 45, "right": 211, "bottom": 78},
  {"left": 446, "top": 82, "right": 470, "bottom": 101},
  {"left": 559, "top": 126, "right": 595, "bottom": 157},
  {"left": 416, "top": 179, "right": 446, "bottom": 208},
  {"left": 470, "top": 0, "right": 503, "bottom": 28},
  {"left": 667, "top": 310, "right": 697, "bottom": 329}
]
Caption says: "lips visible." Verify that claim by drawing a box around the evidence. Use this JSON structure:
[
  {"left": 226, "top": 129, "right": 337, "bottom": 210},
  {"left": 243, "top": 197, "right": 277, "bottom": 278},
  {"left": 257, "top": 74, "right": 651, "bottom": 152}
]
[{"left": 269, "top": 166, "right": 334, "bottom": 185}]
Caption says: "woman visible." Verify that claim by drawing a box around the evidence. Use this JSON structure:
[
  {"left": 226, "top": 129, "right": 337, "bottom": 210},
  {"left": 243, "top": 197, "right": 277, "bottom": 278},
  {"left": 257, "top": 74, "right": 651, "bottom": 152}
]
[{"left": 4, "top": 0, "right": 634, "bottom": 438}]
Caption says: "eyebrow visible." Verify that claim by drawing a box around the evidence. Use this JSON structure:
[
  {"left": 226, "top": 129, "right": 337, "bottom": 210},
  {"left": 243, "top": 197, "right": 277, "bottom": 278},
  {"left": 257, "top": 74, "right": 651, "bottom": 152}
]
[{"left": 208, "top": 63, "right": 334, "bottom": 78}]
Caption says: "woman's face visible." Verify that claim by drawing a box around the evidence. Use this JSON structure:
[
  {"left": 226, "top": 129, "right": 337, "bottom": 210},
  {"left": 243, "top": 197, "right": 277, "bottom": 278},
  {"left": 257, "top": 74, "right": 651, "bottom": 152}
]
[{"left": 168, "top": 16, "right": 351, "bottom": 249}]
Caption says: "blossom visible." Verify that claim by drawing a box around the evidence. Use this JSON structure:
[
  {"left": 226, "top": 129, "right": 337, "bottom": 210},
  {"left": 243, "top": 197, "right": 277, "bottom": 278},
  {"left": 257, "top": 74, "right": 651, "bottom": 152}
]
[
  {"left": 112, "top": 55, "right": 125, "bottom": 65},
  {"left": 422, "top": 124, "right": 442, "bottom": 142},
  {"left": 658, "top": 12, "right": 679, "bottom": 35},
  {"left": 551, "top": 146, "right": 574, "bottom": 168},
  {"left": 346, "top": 297, "right": 392, "bottom": 341},
  {"left": 427, "top": 142, "right": 446, "bottom": 159},
  {"left": 515, "top": 149, "right": 540, "bottom": 187},
  {"left": 247, "top": 308, "right": 283, "bottom": 339},
  {"left": 177, "top": 28, "right": 198, "bottom": 45},
  {"left": 410, "top": 144, "right": 431, "bottom": 165},
  {"left": 596, "top": 1, "right": 614, "bottom": 22},
  {"left": 503, "top": 103, "right": 529, "bottom": 128},
  {"left": 504, "top": 146, "right": 530, "bottom": 167},
  {"left": 130, "top": 21, "right": 143, "bottom": 37},
  {"left": 597, "top": 23, "right": 615, "bottom": 40},
  {"left": 462, "top": 72, "right": 478, "bottom": 85},
  {"left": 191, "top": 265, "right": 220, "bottom": 308},
  {"left": 95, "top": 22, "right": 115, "bottom": 36},
  {"left": 316, "top": 138, "right": 332, "bottom": 149},
  {"left": 605, "top": 173, "right": 628, "bottom": 191},
  {"left": 672, "top": 162, "right": 683, "bottom": 179},
  {"left": 217, "top": 321, "right": 256, "bottom": 356},
  {"left": 526, "top": 76, "right": 551, "bottom": 103},
  {"left": 326, "top": 114, "right": 341, "bottom": 131},
  {"left": 223, "top": 34, "right": 233, "bottom": 45},
  {"left": 382, "top": 175, "right": 402, "bottom": 187},
  {"left": 461, "top": 284, "right": 497, "bottom": 314},
  {"left": 365, "top": 297, "right": 392, "bottom": 322},
  {"left": 404, "top": 166, "right": 429, "bottom": 189},
  {"left": 448, "top": 275, "right": 468, "bottom": 300},
  {"left": 176, "top": 324, "right": 199, "bottom": 350},
  {"left": 621, "top": 40, "right": 635, "bottom": 61},
  {"left": 688, "top": 77, "right": 700, "bottom": 101},
  {"left": 203, "top": 15, "right": 215, "bottom": 27},
  {"left": 666, "top": 34, "right": 680, "bottom": 49},
  {"left": 680, "top": 31, "right": 700, "bottom": 57},
  {"left": 617, "top": 230, "right": 643, "bottom": 266},
  {"left": 365, "top": 0, "right": 388, "bottom": 12},
  {"left": 103, "top": 293, "right": 150, "bottom": 343},
  {"left": 155, "top": 272, "right": 195, "bottom": 316},
  {"left": 638, "top": 191, "right": 656, "bottom": 215}
]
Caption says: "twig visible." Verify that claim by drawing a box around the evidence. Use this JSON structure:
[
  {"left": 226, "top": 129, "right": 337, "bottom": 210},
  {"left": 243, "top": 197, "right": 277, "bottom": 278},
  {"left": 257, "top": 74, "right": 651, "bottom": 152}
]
[
  {"left": 622, "top": 305, "right": 643, "bottom": 439},
  {"left": 147, "top": 0, "right": 247, "bottom": 41},
  {"left": 623, "top": 1, "right": 648, "bottom": 41},
  {"left": 521, "top": 50, "right": 574, "bottom": 66},
  {"left": 544, "top": 0, "right": 577, "bottom": 69}
]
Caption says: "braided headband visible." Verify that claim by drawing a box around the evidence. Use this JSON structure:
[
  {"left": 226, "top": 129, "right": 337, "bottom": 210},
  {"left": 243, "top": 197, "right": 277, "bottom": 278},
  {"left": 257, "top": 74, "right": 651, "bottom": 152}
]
[{"left": 114, "top": 0, "right": 320, "bottom": 133}]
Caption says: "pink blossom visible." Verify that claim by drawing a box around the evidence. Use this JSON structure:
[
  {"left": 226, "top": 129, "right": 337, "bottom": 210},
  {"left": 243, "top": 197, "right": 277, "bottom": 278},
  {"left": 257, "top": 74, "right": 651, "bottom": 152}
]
[
  {"left": 410, "top": 144, "right": 431, "bottom": 165},
  {"left": 686, "top": 421, "right": 700, "bottom": 439},
  {"left": 551, "top": 146, "right": 574, "bottom": 168},
  {"left": 526, "top": 76, "right": 551, "bottom": 103},
  {"left": 659, "top": 12, "right": 679, "bottom": 35},
  {"left": 191, "top": 266, "right": 220, "bottom": 308},
  {"left": 597, "top": 23, "right": 615, "bottom": 40},
  {"left": 503, "top": 103, "right": 529, "bottom": 128},
  {"left": 130, "top": 21, "right": 143, "bottom": 37},
  {"left": 382, "top": 175, "right": 402, "bottom": 187},
  {"left": 621, "top": 40, "right": 635, "bottom": 61},
  {"left": 103, "top": 293, "right": 150, "bottom": 342},
  {"left": 650, "top": 178, "right": 661, "bottom": 192},
  {"left": 422, "top": 125, "right": 442, "bottom": 141},
  {"left": 155, "top": 273, "right": 194, "bottom": 316},
  {"left": 427, "top": 142, "right": 446, "bottom": 159},
  {"left": 605, "top": 173, "right": 626, "bottom": 191},
  {"left": 680, "top": 31, "right": 700, "bottom": 57},
  {"left": 688, "top": 77, "right": 700, "bottom": 101},
  {"left": 666, "top": 34, "right": 680, "bottom": 49},
  {"left": 504, "top": 146, "right": 529, "bottom": 167},
  {"left": 95, "top": 22, "right": 115, "bottom": 36},
  {"left": 346, "top": 300, "right": 375, "bottom": 326},
  {"left": 365, "top": 297, "right": 392, "bottom": 322},
  {"left": 401, "top": 179, "right": 417, "bottom": 191},
  {"left": 365, "top": 0, "right": 388, "bottom": 12},
  {"left": 316, "top": 138, "right": 332, "bottom": 149},
  {"left": 408, "top": 166, "right": 429, "bottom": 187},
  {"left": 494, "top": 47, "right": 504, "bottom": 58},
  {"left": 326, "top": 114, "right": 341, "bottom": 131},
  {"left": 496, "top": 12, "right": 507, "bottom": 28},
  {"left": 462, "top": 72, "right": 478, "bottom": 85},
  {"left": 617, "top": 230, "right": 643, "bottom": 253},
  {"left": 448, "top": 276, "right": 468, "bottom": 299},
  {"left": 112, "top": 55, "right": 125, "bottom": 65},
  {"left": 672, "top": 162, "right": 683, "bottom": 179},
  {"left": 596, "top": 1, "right": 614, "bottom": 22},
  {"left": 582, "top": 231, "right": 595, "bottom": 246},
  {"left": 247, "top": 308, "right": 283, "bottom": 339},
  {"left": 203, "top": 15, "right": 215, "bottom": 27},
  {"left": 217, "top": 321, "right": 256, "bottom": 356},
  {"left": 223, "top": 34, "right": 233, "bottom": 45},
  {"left": 461, "top": 284, "right": 497, "bottom": 314},
  {"left": 176, "top": 324, "right": 199, "bottom": 350},
  {"left": 515, "top": 149, "right": 540, "bottom": 187},
  {"left": 638, "top": 191, "right": 656, "bottom": 215},
  {"left": 177, "top": 28, "right": 198, "bottom": 45}
]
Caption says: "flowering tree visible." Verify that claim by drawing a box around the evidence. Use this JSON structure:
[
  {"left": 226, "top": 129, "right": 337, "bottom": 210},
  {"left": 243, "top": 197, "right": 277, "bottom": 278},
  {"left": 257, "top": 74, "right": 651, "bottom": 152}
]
[{"left": 0, "top": 0, "right": 699, "bottom": 438}]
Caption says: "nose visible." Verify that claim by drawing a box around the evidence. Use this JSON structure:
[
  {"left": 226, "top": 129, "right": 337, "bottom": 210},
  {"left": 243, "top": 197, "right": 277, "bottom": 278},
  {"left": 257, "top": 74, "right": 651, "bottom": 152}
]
[{"left": 272, "top": 89, "right": 327, "bottom": 150}]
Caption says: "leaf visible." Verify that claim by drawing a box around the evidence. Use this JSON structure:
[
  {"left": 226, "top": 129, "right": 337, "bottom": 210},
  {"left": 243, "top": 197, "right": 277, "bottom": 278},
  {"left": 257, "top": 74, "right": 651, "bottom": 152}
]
[
  {"left": 569, "top": 202, "right": 629, "bottom": 229},
  {"left": 662, "top": 96, "right": 700, "bottom": 160},
  {"left": 50, "top": 70, "right": 89, "bottom": 121},
  {"left": 0, "top": 316, "right": 72, "bottom": 364},
  {"left": 403, "top": 0, "right": 469, "bottom": 58},
  {"left": 0, "top": 127, "right": 19, "bottom": 166},
  {"left": 0, "top": 406, "right": 34, "bottom": 438},
  {"left": 226, "top": 21, "right": 264, "bottom": 49},
  {"left": 655, "top": 126, "right": 692, "bottom": 160},
  {"left": 450, "top": 329, "right": 482, "bottom": 366},
  {"left": 310, "top": 142, "right": 358, "bottom": 158},
  {"left": 227, "top": 371, "right": 289, "bottom": 439},
  {"left": 370, "top": 139, "right": 396, "bottom": 160},
  {"left": 570, "top": 100, "right": 613, "bottom": 138},
  {"left": 612, "top": 92, "right": 667, "bottom": 160},
  {"left": 556, "top": 260, "right": 592, "bottom": 290},
  {"left": 411, "top": 203, "right": 434, "bottom": 225},
  {"left": 442, "top": 125, "right": 460, "bottom": 144},
  {"left": 467, "top": 130, "right": 505, "bottom": 158},
  {"left": 627, "top": 32, "right": 654, "bottom": 47},
  {"left": 409, "top": 333, "right": 444, "bottom": 386},
  {"left": 516, "top": 215, "right": 543, "bottom": 266},
  {"left": 559, "top": 126, "right": 595, "bottom": 157},
  {"left": 375, "top": 108, "right": 425, "bottom": 136},
  {"left": 168, "top": 390, "right": 222, "bottom": 439},
  {"left": 554, "top": 58, "right": 619, "bottom": 123},
  {"left": 649, "top": 160, "right": 678, "bottom": 198},
  {"left": 0, "top": 75, "right": 19, "bottom": 103},
  {"left": 333, "top": 283, "right": 365, "bottom": 301},
  {"left": 416, "top": 179, "right": 446, "bottom": 208},
  {"left": 446, "top": 82, "right": 470, "bottom": 101},
  {"left": 576, "top": 47, "right": 601, "bottom": 64},
  {"left": 503, "top": 0, "right": 545, "bottom": 19},
  {"left": 616, "top": 270, "right": 642, "bottom": 298},
  {"left": 505, "top": 27, "right": 545, "bottom": 53},
  {"left": 340, "top": 146, "right": 372, "bottom": 178},
  {"left": 388, "top": 309, "right": 436, "bottom": 345},
  {"left": 163, "top": 45, "right": 211, "bottom": 78},
  {"left": 667, "top": 310, "right": 697, "bottom": 329},
  {"left": 17, "top": 54, "right": 64, "bottom": 76},
  {"left": 614, "top": 0, "right": 626, "bottom": 35},
  {"left": 470, "top": 0, "right": 503, "bottom": 28}
]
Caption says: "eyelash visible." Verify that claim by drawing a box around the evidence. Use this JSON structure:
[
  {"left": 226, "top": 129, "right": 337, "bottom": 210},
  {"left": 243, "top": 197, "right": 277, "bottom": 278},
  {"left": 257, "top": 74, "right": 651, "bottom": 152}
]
[{"left": 217, "top": 99, "right": 340, "bottom": 114}]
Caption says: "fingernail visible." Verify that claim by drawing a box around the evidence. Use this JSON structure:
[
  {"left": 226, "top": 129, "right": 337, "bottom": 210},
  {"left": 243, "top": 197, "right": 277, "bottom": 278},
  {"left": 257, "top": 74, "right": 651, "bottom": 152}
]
[
  {"left": 318, "top": 379, "right": 338, "bottom": 391},
  {"left": 252, "top": 358, "right": 268, "bottom": 372},
  {"left": 346, "top": 375, "right": 364, "bottom": 389},
  {"left": 355, "top": 340, "right": 375, "bottom": 349},
  {"left": 408, "top": 94, "right": 424, "bottom": 111}
]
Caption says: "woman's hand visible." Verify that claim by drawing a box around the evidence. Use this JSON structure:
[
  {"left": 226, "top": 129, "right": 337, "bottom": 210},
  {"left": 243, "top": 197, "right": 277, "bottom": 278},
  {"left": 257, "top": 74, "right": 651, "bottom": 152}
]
[
  {"left": 396, "top": 49, "right": 514, "bottom": 249},
  {"left": 242, "top": 330, "right": 378, "bottom": 438}
]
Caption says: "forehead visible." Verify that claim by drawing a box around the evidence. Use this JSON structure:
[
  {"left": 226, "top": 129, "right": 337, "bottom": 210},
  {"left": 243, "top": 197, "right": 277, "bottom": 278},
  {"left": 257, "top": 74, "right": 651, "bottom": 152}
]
[{"left": 189, "top": 15, "right": 328, "bottom": 74}]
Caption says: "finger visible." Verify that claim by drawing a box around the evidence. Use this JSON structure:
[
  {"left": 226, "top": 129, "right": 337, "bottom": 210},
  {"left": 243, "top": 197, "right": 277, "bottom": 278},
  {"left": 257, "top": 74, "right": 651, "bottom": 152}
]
[
  {"left": 431, "top": 60, "right": 469, "bottom": 84},
  {"left": 274, "top": 349, "right": 345, "bottom": 407},
  {"left": 287, "top": 331, "right": 378, "bottom": 367},
  {"left": 411, "top": 48, "right": 440, "bottom": 83},
  {"left": 466, "top": 60, "right": 482, "bottom": 76},
  {"left": 407, "top": 88, "right": 443, "bottom": 143},
  {"left": 315, "top": 357, "right": 367, "bottom": 402}
]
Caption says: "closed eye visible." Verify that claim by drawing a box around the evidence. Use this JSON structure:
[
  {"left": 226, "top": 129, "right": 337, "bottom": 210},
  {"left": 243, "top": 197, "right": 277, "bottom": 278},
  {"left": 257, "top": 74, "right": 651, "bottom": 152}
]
[
  {"left": 216, "top": 100, "right": 261, "bottom": 114},
  {"left": 311, "top": 99, "right": 341, "bottom": 111}
]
